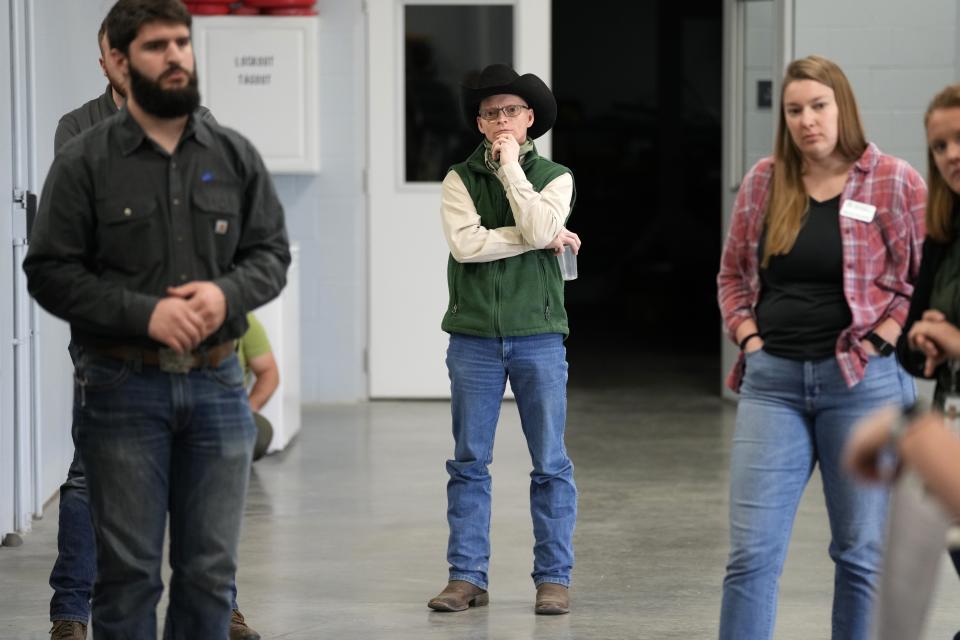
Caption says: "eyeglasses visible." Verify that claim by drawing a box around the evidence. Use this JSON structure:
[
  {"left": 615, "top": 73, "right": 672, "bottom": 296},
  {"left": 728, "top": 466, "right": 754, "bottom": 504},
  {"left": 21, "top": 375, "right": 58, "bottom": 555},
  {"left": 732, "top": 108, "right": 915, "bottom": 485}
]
[{"left": 478, "top": 104, "right": 530, "bottom": 121}]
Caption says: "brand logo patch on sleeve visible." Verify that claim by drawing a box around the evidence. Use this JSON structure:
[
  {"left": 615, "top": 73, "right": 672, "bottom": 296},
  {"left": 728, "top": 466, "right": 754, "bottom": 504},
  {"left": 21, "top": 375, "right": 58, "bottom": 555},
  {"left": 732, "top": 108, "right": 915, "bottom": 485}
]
[{"left": 215, "top": 219, "right": 229, "bottom": 235}]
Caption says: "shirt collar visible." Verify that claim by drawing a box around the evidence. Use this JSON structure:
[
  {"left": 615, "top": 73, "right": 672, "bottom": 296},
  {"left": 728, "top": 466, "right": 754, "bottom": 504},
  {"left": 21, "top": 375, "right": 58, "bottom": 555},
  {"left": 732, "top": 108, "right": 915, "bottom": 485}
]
[
  {"left": 100, "top": 84, "right": 120, "bottom": 116},
  {"left": 186, "top": 113, "right": 214, "bottom": 149},
  {"left": 853, "top": 142, "right": 881, "bottom": 173},
  {"left": 116, "top": 109, "right": 147, "bottom": 156},
  {"left": 116, "top": 108, "right": 212, "bottom": 156}
]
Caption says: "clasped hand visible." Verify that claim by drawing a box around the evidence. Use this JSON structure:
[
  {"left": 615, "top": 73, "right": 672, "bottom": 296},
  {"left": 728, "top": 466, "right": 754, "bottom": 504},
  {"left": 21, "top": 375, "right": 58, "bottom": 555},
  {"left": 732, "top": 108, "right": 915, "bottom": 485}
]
[
  {"left": 544, "top": 227, "right": 581, "bottom": 256},
  {"left": 147, "top": 281, "right": 227, "bottom": 353},
  {"left": 908, "top": 309, "right": 960, "bottom": 376}
]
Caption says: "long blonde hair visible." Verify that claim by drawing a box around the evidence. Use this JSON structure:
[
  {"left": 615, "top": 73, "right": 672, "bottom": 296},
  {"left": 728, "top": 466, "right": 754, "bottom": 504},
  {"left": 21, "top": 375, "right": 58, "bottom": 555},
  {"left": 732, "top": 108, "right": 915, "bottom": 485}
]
[
  {"left": 924, "top": 84, "right": 960, "bottom": 243},
  {"left": 762, "top": 56, "right": 867, "bottom": 267}
]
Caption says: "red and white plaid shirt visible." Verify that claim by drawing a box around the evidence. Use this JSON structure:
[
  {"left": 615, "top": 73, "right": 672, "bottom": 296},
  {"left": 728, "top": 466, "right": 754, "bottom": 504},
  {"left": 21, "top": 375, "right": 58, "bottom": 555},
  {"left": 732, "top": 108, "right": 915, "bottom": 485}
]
[{"left": 718, "top": 143, "right": 926, "bottom": 391}]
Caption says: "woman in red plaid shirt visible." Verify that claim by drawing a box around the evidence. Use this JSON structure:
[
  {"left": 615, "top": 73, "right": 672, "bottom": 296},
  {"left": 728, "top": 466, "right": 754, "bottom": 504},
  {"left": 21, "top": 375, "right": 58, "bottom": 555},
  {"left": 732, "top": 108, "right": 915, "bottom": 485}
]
[{"left": 717, "top": 55, "right": 925, "bottom": 639}]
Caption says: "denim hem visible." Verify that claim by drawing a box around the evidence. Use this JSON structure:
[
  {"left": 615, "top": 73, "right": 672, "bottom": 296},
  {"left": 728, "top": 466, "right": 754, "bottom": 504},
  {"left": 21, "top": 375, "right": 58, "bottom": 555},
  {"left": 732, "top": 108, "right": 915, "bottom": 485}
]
[
  {"left": 533, "top": 576, "right": 571, "bottom": 588},
  {"left": 50, "top": 614, "right": 89, "bottom": 624},
  {"left": 448, "top": 573, "right": 487, "bottom": 590}
]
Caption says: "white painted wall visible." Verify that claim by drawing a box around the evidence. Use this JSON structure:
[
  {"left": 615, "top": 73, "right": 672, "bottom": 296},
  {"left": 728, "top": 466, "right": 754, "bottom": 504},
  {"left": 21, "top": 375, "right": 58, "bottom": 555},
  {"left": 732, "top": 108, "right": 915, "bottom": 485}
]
[{"left": 270, "top": 0, "right": 367, "bottom": 403}]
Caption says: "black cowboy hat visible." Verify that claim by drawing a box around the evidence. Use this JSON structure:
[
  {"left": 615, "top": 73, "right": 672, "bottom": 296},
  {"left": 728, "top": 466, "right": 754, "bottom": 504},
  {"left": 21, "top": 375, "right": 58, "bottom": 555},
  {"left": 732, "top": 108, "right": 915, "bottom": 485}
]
[{"left": 461, "top": 64, "right": 557, "bottom": 139}]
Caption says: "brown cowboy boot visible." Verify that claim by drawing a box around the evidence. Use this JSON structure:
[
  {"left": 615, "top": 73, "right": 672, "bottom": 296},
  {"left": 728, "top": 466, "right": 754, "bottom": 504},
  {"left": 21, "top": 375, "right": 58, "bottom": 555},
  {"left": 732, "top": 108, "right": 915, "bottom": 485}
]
[
  {"left": 49, "top": 620, "right": 87, "bottom": 640},
  {"left": 427, "top": 580, "right": 489, "bottom": 612},
  {"left": 535, "top": 582, "right": 570, "bottom": 615},
  {"left": 229, "top": 609, "right": 261, "bottom": 640}
]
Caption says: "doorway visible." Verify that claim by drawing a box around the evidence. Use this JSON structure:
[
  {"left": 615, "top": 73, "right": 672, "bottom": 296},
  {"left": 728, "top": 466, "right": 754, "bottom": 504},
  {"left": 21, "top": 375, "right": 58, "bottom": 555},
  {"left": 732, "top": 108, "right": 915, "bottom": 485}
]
[
  {"left": 366, "top": 0, "right": 552, "bottom": 398},
  {"left": 551, "top": 0, "right": 724, "bottom": 391}
]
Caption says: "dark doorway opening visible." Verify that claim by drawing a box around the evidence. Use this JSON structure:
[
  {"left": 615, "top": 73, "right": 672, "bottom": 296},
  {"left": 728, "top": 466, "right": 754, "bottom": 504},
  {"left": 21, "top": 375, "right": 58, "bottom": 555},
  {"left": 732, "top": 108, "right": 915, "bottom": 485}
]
[{"left": 552, "top": 0, "right": 723, "bottom": 392}]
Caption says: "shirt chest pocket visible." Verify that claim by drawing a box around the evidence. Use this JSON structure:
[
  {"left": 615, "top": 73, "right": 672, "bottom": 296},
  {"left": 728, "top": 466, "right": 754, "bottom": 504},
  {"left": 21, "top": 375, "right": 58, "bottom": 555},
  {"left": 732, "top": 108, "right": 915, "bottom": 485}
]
[
  {"left": 95, "top": 197, "right": 162, "bottom": 274},
  {"left": 192, "top": 187, "right": 242, "bottom": 270}
]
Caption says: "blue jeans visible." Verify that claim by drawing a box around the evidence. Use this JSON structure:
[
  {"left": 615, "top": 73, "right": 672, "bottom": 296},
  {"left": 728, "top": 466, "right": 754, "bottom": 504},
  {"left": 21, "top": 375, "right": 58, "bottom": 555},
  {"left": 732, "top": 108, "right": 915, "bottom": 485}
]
[
  {"left": 444, "top": 333, "right": 577, "bottom": 590},
  {"left": 719, "top": 350, "right": 916, "bottom": 640},
  {"left": 73, "top": 348, "right": 254, "bottom": 639},
  {"left": 48, "top": 453, "right": 242, "bottom": 622},
  {"left": 48, "top": 451, "right": 96, "bottom": 623}
]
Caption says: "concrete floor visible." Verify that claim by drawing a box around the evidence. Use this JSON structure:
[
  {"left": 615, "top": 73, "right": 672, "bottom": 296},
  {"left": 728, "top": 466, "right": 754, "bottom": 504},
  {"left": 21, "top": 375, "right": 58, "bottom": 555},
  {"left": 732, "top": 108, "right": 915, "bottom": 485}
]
[{"left": 2, "top": 357, "right": 960, "bottom": 639}]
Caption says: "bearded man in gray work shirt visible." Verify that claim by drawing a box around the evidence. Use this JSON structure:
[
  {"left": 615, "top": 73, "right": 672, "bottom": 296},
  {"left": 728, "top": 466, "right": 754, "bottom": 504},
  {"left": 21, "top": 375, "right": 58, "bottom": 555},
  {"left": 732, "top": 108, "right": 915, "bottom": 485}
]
[
  {"left": 45, "top": 13, "right": 258, "bottom": 640},
  {"left": 24, "top": 1, "right": 289, "bottom": 638}
]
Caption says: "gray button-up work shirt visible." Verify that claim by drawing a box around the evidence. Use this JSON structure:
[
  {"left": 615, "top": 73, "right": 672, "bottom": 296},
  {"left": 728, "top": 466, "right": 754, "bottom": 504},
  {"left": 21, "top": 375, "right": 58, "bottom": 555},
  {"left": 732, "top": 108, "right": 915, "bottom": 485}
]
[
  {"left": 54, "top": 85, "right": 120, "bottom": 154},
  {"left": 24, "top": 108, "right": 291, "bottom": 349}
]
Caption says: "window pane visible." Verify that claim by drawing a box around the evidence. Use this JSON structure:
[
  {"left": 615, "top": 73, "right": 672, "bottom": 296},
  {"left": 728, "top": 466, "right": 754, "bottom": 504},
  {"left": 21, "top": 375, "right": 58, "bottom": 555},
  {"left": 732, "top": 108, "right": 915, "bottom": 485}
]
[{"left": 405, "top": 5, "right": 514, "bottom": 182}]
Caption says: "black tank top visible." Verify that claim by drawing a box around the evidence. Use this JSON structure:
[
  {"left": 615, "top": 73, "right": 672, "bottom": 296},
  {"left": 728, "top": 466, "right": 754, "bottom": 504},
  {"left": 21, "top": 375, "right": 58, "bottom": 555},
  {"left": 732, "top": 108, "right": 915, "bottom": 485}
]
[{"left": 756, "top": 195, "right": 852, "bottom": 360}]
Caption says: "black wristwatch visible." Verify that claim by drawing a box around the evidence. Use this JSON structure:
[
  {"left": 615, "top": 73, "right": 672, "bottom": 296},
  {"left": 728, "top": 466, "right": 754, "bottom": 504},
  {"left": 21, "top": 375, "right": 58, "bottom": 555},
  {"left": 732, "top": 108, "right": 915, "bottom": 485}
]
[{"left": 865, "top": 331, "right": 895, "bottom": 356}]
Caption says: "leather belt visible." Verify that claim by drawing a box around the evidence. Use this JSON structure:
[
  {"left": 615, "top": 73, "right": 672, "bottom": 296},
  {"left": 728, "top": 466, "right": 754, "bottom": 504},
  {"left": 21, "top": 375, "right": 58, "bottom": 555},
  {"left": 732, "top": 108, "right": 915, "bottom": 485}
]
[{"left": 92, "top": 341, "right": 236, "bottom": 374}]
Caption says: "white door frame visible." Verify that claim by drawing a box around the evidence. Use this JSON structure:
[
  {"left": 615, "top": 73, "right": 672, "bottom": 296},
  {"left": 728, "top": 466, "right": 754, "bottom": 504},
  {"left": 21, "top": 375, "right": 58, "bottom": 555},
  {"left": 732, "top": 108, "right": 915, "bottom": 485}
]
[
  {"left": 2, "top": 0, "right": 39, "bottom": 541},
  {"left": 366, "top": 0, "right": 552, "bottom": 398},
  {"left": 0, "top": 0, "right": 17, "bottom": 543}
]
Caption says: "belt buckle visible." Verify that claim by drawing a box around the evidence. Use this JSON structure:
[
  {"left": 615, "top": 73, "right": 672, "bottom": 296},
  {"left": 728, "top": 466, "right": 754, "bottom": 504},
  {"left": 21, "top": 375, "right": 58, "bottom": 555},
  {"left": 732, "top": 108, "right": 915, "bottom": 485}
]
[{"left": 158, "top": 348, "right": 194, "bottom": 374}]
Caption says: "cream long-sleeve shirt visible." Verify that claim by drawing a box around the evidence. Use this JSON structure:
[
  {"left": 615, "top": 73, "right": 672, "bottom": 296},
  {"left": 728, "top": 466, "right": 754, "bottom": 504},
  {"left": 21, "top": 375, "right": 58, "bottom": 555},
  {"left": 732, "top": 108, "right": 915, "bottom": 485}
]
[{"left": 441, "top": 160, "right": 573, "bottom": 263}]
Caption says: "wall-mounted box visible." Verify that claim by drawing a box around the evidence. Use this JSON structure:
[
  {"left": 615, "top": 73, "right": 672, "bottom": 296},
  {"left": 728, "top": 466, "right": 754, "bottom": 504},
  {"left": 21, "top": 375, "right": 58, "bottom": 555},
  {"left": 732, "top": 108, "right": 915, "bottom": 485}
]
[{"left": 192, "top": 16, "right": 319, "bottom": 173}]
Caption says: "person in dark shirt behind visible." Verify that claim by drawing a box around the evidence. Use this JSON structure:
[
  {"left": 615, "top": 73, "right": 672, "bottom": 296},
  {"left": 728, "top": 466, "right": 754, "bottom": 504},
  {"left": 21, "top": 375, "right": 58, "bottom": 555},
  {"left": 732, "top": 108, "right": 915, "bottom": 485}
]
[
  {"left": 53, "top": 21, "right": 125, "bottom": 154},
  {"left": 25, "top": 1, "right": 289, "bottom": 638}
]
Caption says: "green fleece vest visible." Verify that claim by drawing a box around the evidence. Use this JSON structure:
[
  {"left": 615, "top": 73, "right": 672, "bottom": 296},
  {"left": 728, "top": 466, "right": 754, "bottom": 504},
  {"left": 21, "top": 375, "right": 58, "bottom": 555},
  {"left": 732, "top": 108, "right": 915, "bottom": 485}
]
[{"left": 441, "top": 142, "right": 575, "bottom": 338}]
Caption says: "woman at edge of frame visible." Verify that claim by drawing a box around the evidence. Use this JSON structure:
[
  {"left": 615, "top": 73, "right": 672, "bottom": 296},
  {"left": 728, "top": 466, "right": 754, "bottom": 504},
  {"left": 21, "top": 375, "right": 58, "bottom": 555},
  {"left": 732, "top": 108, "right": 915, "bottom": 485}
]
[
  {"left": 896, "top": 82, "right": 960, "bottom": 584},
  {"left": 844, "top": 85, "right": 960, "bottom": 640}
]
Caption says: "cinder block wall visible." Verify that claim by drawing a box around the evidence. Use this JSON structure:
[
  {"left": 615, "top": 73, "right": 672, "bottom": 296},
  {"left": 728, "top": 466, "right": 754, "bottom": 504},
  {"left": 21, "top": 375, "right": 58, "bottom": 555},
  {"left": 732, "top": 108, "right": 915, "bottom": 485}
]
[{"left": 795, "top": 0, "right": 957, "bottom": 171}]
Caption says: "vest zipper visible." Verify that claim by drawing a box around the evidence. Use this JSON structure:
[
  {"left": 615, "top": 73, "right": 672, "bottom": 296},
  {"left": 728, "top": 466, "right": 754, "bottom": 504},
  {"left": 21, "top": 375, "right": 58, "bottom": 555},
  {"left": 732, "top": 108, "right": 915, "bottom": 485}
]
[
  {"left": 493, "top": 176, "right": 508, "bottom": 334},
  {"left": 494, "top": 261, "right": 504, "bottom": 334},
  {"left": 450, "top": 263, "right": 462, "bottom": 315},
  {"left": 537, "top": 253, "right": 551, "bottom": 321}
]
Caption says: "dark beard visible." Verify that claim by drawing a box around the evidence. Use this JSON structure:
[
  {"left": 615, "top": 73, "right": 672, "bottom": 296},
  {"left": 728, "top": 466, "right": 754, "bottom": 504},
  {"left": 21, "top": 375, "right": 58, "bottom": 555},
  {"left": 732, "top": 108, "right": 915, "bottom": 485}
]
[{"left": 128, "top": 61, "right": 200, "bottom": 118}]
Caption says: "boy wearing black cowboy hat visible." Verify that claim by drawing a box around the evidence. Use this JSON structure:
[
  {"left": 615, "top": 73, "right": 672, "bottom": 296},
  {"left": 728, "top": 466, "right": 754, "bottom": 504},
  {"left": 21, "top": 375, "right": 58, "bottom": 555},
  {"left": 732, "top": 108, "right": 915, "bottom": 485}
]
[{"left": 428, "top": 64, "right": 580, "bottom": 615}]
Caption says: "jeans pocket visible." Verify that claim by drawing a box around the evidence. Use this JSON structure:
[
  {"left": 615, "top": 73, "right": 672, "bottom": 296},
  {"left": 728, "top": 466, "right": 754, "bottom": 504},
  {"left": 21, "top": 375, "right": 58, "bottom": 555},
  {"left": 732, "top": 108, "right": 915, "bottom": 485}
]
[
  {"left": 204, "top": 354, "right": 245, "bottom": 391},
  {"left": 743, "top": 348, "right": 764, "bottom": 370},
  {"left": 740, "top": 348, "right": 767, "bottom": 392},
  {"left": 864, "top": 352, "right": 897, "bottom": 376},
  {"left": 78, "top": 356, "right": 131, "bottom": 392},
  {"left": 898, "top": 363, "right": 918, "bottom": 407}
]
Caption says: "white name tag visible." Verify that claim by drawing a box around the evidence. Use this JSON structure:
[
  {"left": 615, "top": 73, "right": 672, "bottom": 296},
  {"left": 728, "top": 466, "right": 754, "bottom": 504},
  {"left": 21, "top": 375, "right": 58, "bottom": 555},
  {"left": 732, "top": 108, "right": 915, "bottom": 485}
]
[
  {"left": 945, "top": 393, "right": 960, "bottom": 436},
  {"left": 840, "top": 199, "right": 877, "bottom": 223}
]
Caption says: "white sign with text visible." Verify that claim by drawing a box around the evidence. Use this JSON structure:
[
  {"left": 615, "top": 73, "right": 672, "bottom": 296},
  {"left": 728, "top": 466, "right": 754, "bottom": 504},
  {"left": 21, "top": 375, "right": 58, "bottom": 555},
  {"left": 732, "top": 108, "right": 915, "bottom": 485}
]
[{"left": 192, "top": 16, "right": 319, "bottom": 173}]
